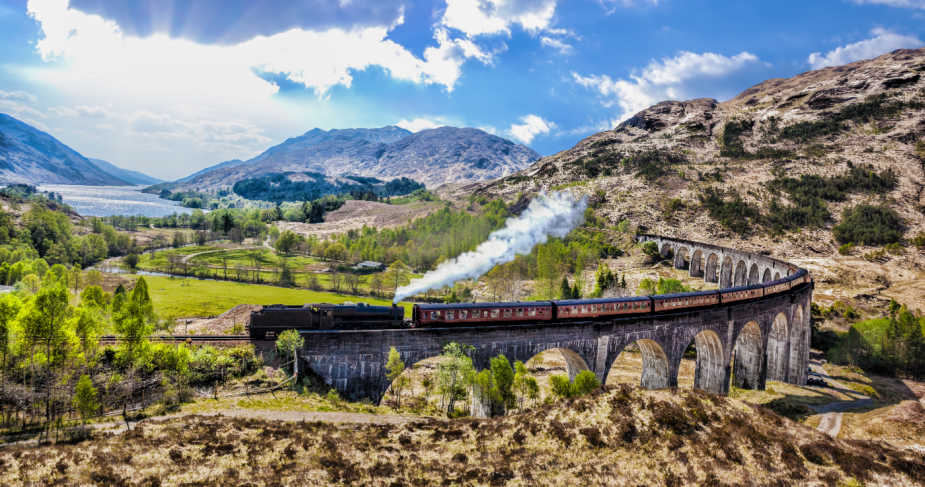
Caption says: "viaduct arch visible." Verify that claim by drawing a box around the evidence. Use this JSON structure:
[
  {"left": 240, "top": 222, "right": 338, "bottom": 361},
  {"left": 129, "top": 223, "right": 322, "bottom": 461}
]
[{"left": 297, "top": 235, "right": 812, "bottom": 402}]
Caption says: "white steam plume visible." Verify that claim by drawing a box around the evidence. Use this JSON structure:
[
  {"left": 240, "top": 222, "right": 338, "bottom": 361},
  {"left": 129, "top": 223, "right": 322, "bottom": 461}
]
[{"left": 394, "top": 191, "right": 588, "bottom": 303}]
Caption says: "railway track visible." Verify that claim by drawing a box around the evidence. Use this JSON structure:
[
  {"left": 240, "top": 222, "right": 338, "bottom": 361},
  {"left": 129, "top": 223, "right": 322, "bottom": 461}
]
[{"left": 98, "top": 334, "right": 254, "bottom": 345}]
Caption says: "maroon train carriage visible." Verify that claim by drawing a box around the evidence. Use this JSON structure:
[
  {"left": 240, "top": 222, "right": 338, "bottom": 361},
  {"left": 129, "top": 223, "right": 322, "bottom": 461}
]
[
  {"left": 719, "top": 283, "right": 765, "bottom": 304},
  {"left": 652, "top": 290, "right": 720, "bottom": 313},
  {"left": 552, "top": 296, "right": 651, "bottom": 319},
  {"left": 412, "top": 301, "right": 554, "bottom": 327}
]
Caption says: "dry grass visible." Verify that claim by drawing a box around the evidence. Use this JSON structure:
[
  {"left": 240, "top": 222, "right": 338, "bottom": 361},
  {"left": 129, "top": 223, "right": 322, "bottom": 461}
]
[{"left": 3, "top": 385, "right": 923, "bottom": 486}]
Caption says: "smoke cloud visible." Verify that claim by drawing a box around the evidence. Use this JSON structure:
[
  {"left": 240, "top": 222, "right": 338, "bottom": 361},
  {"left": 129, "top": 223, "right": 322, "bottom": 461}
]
[{"left": 394, "top": 191, "right": 588, "bottom": 303}]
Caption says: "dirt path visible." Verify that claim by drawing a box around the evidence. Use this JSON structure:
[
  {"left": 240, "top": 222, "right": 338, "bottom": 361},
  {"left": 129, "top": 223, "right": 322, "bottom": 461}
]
[{"left": 808, "top": 362, "right": 875, "bottom": 437}]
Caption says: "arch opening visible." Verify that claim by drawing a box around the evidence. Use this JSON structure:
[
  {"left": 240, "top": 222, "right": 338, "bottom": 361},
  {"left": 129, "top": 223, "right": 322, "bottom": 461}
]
[
  {"left": 720, "top": 256, "right": 734, "bottom": 288},
  {"left": 525, "top": 347, "right": 592, "bottom": 402},
  {"left": 761, "top": 268, "right": 772, "bottom": 283},
  {"left": 675, "top": 247, "right": 690, "bottom": 270},
  {"left": 733, "top": 260, "right": 747, "bottom": 286},
  {"left": 678, "top": 330, "right": 726, "bottom": 394},
  {"left": 660, "top": 242, "right": 673, "bottom": 259},
  {"left": 747, "top": 263, "right": 760, "bottom": 285},
  {"left": 705, "top": 253, "right": 719, "bottom": 283},
  {"left": 789, "top": 304, "right": 806, "bottom": 383},
  {"left": 690, "top": 250, "right": 704, "bottom": 278},
  {"left": 606, "top": 339, "right": 670, "bottom": 390},
  {"left": 773, "top": 272, "right": 781, "bottom": 281},
  {"left": 767, "top": 313, "right": 789, "bottom": 382},
  {"left": 732, "top": 321, "right": 763, "bottom": 390}
]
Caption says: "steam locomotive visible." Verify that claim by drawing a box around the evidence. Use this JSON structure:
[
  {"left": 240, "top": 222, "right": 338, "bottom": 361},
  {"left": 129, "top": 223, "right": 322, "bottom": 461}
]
[{"left": 248, "top": 269, "right": 811, "bottom": 338}]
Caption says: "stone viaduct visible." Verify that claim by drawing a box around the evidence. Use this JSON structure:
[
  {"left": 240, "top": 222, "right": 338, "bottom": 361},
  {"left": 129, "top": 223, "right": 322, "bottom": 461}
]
[{"left": 297, "top": 235, "right": 813, "bottom": 403}]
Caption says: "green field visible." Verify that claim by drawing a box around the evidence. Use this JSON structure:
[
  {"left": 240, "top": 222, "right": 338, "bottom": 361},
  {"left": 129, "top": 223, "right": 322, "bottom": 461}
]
[{"left": 142, "top": 275, "right": 412, "bottom": 319}]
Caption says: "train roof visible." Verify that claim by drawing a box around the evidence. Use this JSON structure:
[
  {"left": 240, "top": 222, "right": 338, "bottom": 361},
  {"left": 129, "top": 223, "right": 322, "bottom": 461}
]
[
  {"left": 653, "top": 289, "right": 720, "bottom": 299},
  {"left": 723, "top": 283, "right": 765, "bottom": 293},
  {"left": 552, "top": 296, "right": 649, "bottom": 306},
  {"left": 414, "top": 301, "right": 554, "bottom": 310}
]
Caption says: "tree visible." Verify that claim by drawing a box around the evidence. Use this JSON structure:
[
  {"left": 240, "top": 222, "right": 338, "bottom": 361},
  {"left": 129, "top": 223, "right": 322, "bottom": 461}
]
[
  {"left": 550, "top": 374, "right": 573, "bottom": 398},
  {"left": 114, "top": 277, "right": 156, "bottom": 362},
  {"left": 276, "top": 329, "right": 304, "bottom": 377},
  {"left": 278, "top": 261, "right": 295, "bottom": 287},
  {"left": 274, "top": 230, "right": 301, "bottom": 255},
  {"left": 560, "top": 277, "right": 572, "bottom": 299},
  {"left": 490, "top": 354, "right": 515, "bottom": 414},
  {"left": 512, "top": 361, "right": 538, "bottom": 410},
  {"left": 385, "top": 260, "right": 411, "bottom": 296},
  {"left": 436, "top": 342, "right": 474, "bottom": 416},
  {"left": 73, "top": 374, "right": 99, "bottom": 425},
  {"left": 124, "top": 253, "right": 139, "bottom": 269},
  {"left": 0, "top": 294, "right": 22, "bottom": 376},
  {"left": 572, "top": 370, "right": 601, "bottom": 396},
  {"left": 385, "top": 347, "right": 408, "bottom": 408},
  {"left": 370, "top": 274, "right": 383, "bottom": 296},
  {"left": 345, "top": 273, "right": 361, "bottom": 295},
  {"left": 641, "top": 241, "right": 660, "bottom": 262}
]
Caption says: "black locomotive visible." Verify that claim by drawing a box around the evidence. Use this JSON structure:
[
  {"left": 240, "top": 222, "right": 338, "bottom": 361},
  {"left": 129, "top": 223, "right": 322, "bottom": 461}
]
[{"left": 249, "top": 303, "right": 405, "bottom": 339}]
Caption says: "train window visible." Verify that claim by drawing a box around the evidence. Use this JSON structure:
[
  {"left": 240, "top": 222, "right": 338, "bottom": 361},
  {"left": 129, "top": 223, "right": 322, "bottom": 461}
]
[
  {"left": 446, "top": 311, "right": 455, "bottom": 320},
  {"left": 517, "top": 309, "right": 524, "bottom": 317},
  {"left": 430, "top": 311, "right": 438, "bottom": 319},
  {"left": 460, "top": 310, "right": 468, "bottom": 319},
  {"left": 529, "top": 308, "right": 537, "bottom": 316},
  {"left": 503, "top": 309, "right": 512, "bottom": 318},
  {"left": 491, "top": 309, "right": 499, "bottom": 318}
]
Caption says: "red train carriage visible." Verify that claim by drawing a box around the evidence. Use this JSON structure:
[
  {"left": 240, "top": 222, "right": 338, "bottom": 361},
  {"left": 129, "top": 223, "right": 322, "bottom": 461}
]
[
  {"left": 412, "top": 301, "right": 554, "bottom": 327},
  {"left": 719, "top": 283, "right": 765, "bottom": 304},
  {"left": 652, "top": 290, "right": 720, "bottom": 313},
  {"left": 552, "top": 296, "right": 651, "bottom": 319}
]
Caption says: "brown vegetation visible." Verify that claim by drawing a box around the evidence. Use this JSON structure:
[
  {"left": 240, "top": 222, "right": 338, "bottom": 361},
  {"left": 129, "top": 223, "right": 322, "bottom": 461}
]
[{"left": 3, "top": 385, "right": 923, "bottom": 486}]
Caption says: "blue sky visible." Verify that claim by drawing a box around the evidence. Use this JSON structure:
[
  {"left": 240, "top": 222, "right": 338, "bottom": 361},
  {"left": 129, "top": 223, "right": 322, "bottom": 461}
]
[{"left": 0, "top": 0, "right": 923, "bottom": 180}]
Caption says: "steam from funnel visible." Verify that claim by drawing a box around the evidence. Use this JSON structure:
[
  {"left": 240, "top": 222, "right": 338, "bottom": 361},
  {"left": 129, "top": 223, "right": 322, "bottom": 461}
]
[{"left": 393, "top": 191, "right": 588, "bottom": 303}]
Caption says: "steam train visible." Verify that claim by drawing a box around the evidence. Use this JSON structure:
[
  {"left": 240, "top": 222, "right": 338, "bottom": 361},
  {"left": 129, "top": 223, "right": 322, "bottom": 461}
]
[{"left": 248, "top": 269, "right": 811, "bottom": 338}]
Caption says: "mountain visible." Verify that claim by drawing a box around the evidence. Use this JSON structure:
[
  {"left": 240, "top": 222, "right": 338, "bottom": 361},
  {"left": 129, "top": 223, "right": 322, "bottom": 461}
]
[
  {"left": 167, "top": 125, "right": 540, "bottom": 192},
  {"left": 0, "top": 113, "right": 129, "bottom": 185},
  {"left": 88, "top": 158, "right": 162, "bottom": 185},
  {"left": 473, "top": 48, "right": 925, "bottom": 258}
]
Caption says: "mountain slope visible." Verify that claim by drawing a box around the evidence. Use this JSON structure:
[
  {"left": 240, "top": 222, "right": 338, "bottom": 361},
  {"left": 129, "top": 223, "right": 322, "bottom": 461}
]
[
  {"left": 0, "top": 113, "right": 129, "bottom": 185},
  {"left": 169, "top": 125, "right": 540, "bottom": 192},
  {"left": 88, "top": 158, "right": 162, "bottom": 185},
  {"left": 474, "top": 48, "right": 925, "bottom": 259}
]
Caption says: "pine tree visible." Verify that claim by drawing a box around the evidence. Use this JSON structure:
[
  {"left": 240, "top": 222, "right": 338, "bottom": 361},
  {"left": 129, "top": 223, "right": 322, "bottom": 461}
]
[{"left": 559, "top": 277, "right": 572, "bottom": 299}]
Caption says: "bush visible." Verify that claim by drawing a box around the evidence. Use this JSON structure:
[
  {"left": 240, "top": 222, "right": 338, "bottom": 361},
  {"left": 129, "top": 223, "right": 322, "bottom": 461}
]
[
  {"left": 549, "top": 371, "right": 601, "bottom": 398},
  {"left": 837, "top": 243, "right": 855, "bottom": 255},
  {"left": 833, "top": 204, "right": 905, "bottom": 245},
  {"left": 698, "top": 188, "right": 761, "bottom": 235}
]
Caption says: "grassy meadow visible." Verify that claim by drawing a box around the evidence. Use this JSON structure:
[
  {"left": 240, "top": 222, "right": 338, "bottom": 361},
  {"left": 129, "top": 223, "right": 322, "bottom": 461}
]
[{"left": 143, "top": 275, "right": 412, "bottom": 319}]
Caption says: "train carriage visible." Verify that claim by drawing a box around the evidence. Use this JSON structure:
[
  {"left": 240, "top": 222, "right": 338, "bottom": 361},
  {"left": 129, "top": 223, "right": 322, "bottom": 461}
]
[
  {"left": 553, "top": 296, "right": 650, "bottom": 319},
  {"left": 652, "top": 290, "right": 720, "bottom": 313},
  {"left": 719, "top": 283, "right": 765, "bottom": 304},
  {"left": 412, "top": 301, "right": 554, "bottom": 327}
]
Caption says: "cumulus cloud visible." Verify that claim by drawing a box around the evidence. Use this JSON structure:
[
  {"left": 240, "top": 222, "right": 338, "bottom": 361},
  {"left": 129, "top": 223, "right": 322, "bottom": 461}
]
[
  {"left": 807, "top": 28, "right": 923, "bottom": 69},
  {"left": 441, "top": 0, "right": 558, "bottom": 37},
  {"left": 396, "top": 117, "right": 448, "bottom": 132},
  {"left": 508, "top": 114, "right": 555, "bottom": 144},
  {"left": 540, "top": 36, "right": 573, "bottom": 54},
  {"left": 572, "top": 50, "right": 760, "bottom": 121}
]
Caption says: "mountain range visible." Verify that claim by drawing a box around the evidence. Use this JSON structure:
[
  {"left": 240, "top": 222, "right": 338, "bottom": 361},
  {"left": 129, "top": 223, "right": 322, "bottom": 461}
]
[
  {"left": 0, "top": 113, "right": 162, "bottom": 186},
  {"left": 473, "top": 48, "right": 925, "bottom": 255},
  {"left": 160, "top": 125, "right": 540, "bottom": 192}
]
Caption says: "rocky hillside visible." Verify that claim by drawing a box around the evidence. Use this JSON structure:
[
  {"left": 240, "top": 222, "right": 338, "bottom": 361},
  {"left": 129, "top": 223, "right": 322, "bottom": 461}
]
[
  {"left": 474, "top": 48, "right": 925, "bottom": 261},
  {"left": 0, "top": 113, "right": 129, "bottom": 185},
  {"left": 167, "top": 125, "right": 539, "bottom": 191}
]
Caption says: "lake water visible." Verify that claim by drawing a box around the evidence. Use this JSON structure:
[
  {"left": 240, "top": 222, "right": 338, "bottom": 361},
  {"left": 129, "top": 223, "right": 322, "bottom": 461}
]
[{"left": 38, "top": 184, "right": 192, "bottom": 217}]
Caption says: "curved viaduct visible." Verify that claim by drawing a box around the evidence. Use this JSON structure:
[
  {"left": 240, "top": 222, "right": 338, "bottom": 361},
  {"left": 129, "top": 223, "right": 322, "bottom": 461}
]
[{"left": 297, "top": 235, "right": 812, "bottom": 403}]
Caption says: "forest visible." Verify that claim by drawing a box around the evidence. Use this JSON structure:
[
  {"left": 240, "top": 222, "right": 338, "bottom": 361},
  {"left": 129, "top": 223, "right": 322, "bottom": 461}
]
[{"left": 232, "top": 172, "right": 424, "bottom": 203}]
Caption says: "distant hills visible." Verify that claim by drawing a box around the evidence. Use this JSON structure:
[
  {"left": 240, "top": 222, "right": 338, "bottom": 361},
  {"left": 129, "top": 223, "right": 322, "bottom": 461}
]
[
  {"left": 0, "top": 113, "right": 161, "bottom": 186},
  {"left": 88, "top": 158, "right": 162, "bottom": 185},
  {"left": 161, "top": 125, "right": 540, "bottom": 192}
]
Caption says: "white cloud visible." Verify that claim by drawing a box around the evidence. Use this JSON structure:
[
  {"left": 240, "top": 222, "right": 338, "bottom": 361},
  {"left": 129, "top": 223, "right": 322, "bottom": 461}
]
[
  {"left": 850, "top": 0, "right": 925, "bottom": 8},
  {"left": 540, "top": 36, "right": 573, "bottom": 54},
  {"left": 598, "top": 0, "right": 659, "bottom": 14},
  {"left": 441, "top": 0, "right": 558, "bottom": 37},
  {"left": 19, "top": 0, "right": 497, "bottom": 178},
  {"left": 508, "top": 114, "right": 555, "bottom": 144},
  {"left": 396, "top": 117, "right": 448, "bottom": 132},
  {"left": 807, "top": 28, "right": 923, "bottom": 69},
  {"left": 572, "top": 50, "right": 760, "bottom": 121},
  {"left": 0, "top": 90, "right": 38, "bottom": 104}
]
